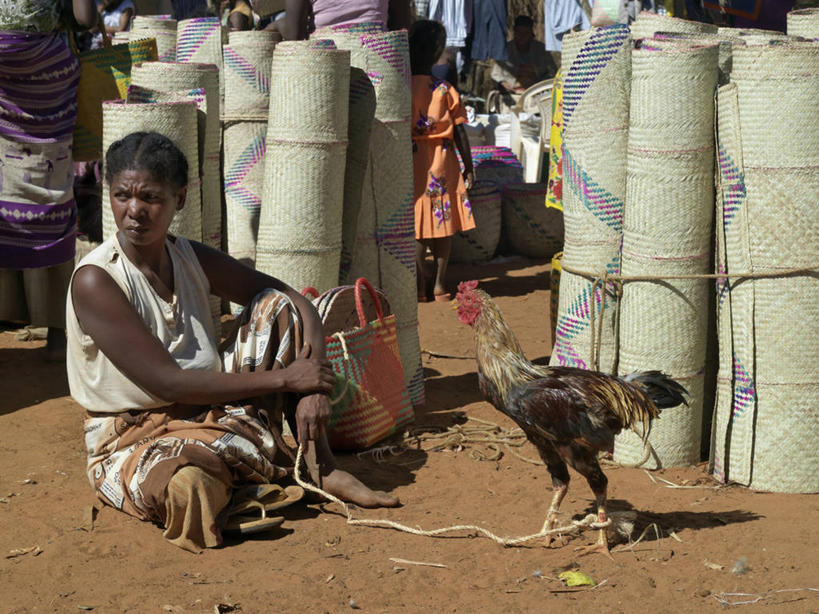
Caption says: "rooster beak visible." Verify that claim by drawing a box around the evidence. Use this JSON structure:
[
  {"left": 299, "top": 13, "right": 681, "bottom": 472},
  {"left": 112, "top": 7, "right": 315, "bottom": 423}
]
[{"left": 451, "top": 300, "right": 459, "bottom": 310}]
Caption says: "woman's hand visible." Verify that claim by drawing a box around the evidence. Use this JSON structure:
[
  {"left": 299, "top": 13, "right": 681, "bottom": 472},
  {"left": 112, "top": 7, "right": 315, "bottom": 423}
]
[
  {"left": 295, "top": 393, "right": 331, "bottom": 446},
  {"left": 463, "top": 170, "right": 474, "bottom": 191},
  {"left": 282, "top": 344, "right": 336, "bottom": 394}
]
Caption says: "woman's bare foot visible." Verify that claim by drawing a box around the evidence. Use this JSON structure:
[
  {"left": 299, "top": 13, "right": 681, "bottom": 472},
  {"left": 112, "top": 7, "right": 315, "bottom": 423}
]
[{"left": 301, "top": 436, "right": 399, "bottom": 508}]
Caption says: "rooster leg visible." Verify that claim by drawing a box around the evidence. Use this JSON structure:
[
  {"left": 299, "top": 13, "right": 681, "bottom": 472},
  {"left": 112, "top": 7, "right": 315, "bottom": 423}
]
[
  {"left": 538, "top": 445, "right": 570, "bottom": 547},
  {"left": 572, "top": 453, "right": 614, "bottom": 559}
]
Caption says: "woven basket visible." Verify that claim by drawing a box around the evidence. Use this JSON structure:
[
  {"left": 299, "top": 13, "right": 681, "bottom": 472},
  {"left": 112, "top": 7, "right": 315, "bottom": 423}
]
[
  {"left": 228, "top": 30, "right": 280, "bottom": 45},
  {"left": 630, "top": 10, "right": 718, "bottom": 39},
  {"left": 313, "top": 21, "right": 386, "bottom": 37},
  {"left": 176, "top": 17, "right": 224, "bottom": 102},
  {"left": 130, "top": 61, "right": 221, "bottom": 250},
  {"left": 223, "top": 38, "right": 275, "bottom": 118},
  {"left": 613, "top": 42, "right": 719, "bottom": 469},
  {"left": 550, "top": 25, "right": 630, "bottom": 375},
  {"left": 787, "top": 8, "right": 819, "bottom": 39},
  {"left": 312, "top": 282, "right": 392, "bottom": 335},
  {"left": 256, "top": 45, "right": 350, "bottom": 293},
  {"left": 450, "top": 180, "right": 501, "bottom": 264},
  {"left": 100, "top": 100, "right": 201, "bottom": 243},
  {"left": 712, "top": 44, "right": 819, "bottom": 493},
  {"left": 501, "top": 183, "right": 563, "bottom": 259}
]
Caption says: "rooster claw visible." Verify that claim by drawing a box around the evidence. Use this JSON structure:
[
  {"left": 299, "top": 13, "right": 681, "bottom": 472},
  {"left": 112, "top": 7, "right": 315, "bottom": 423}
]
[{"left": 574, "top": 541, "right": 614, "bottom": 560}]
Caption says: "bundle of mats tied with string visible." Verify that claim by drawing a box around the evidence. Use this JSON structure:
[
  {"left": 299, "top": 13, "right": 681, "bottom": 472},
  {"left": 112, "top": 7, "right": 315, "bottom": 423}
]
[
  {"left": 711, "top": 42, "right": 819, "bottom": 493},
  {"left": 450, "top": 180, "right": 501, "bottom": 264},
  {"left": 500, "top": 183, "right": 563, "bottom": 259},
  {"left": 222, "top": 31, "right": 277, "bottom": 268},
  {"left": 305, "top": 278, "right": 414, "bottom": 450},
  {"left": 613, "top": 40, "right": 719, "bottom": 469},
  {"left": 256, "top": 41, "right": 349, "bottom": 294},
  {"left": 549, "top": 25, "right": 630, "bottom": 375}
]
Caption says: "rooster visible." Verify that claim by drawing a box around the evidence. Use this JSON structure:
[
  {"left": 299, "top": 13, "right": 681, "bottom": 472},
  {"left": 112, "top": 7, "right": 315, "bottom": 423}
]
[{"left": 455, "top": 281, "right": 688, "bottom": 557}]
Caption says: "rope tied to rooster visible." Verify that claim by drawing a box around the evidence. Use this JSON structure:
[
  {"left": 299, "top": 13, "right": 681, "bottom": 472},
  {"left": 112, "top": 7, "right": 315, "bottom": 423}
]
[{"left": 293, "top": 444, "right": 611, "bottom": 546}]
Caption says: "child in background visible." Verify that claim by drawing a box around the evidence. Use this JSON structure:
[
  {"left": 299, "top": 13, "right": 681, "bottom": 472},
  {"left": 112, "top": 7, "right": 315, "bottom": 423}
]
[
  {"left": 409, "top": 20, "right": 475, "bottom": 302},
  {"left": 91, "top": 0, "right": 135, "bottom": 48}
]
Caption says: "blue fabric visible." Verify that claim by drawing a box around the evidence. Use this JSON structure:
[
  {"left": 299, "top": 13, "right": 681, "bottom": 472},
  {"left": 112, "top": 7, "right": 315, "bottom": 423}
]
[
  {"left": 470, "top": 0, "right": 507, "bottom": 60},
  {"left": 544, "top": 0, "right": 592, "bottom": 51}
]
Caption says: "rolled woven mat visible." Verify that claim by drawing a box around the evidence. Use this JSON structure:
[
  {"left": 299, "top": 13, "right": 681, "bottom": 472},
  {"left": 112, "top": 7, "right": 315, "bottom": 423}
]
[
  {"left": 360, "top": 30, "right": 412, "bottom": 122},
  {"left": 450, "top": 180, "right": 501, "bottom": 264},
  {"left": 221, "top": 35, "right": 275, "bottom": 269},
  {"left": 652, "top": 32, "right": 738, "bottom": 84},
  {"left": 130, "top": 62, "right": 221, "bottom": 251},
  {"left": 501, "top": 183, "right": 563, "bottom": 260},
  {"left": 100, "top": 100, "right": 201, "bottom": 243},
  {"left": 250, "top": 0, "right": 285, "bottom": 17},
  {"left": 339, "top": 68, "right": 376, "bottom": 283},
  {"left": 176, "top": 17, "right": 224, "bottom": 103},
  {"left": 131, "top": 16, "right": 177, "bottom": 62},
  {"left": 613, "top": 42, "right": 719, "bottom": 469},
  {"left": 630, "top": 11, "right": 718, "bottom": 39},
  {"left": 550, "top": 25, "right": 630, "bottom": 374},
  {"left": 711, "top": 43, "right": 819, "bottom": 493},
  {"left": 787, "top": 8, "right": 819, "bottom": 38},
  {"left": 228, "top": 30, "right": 280, "bottom": 45},
  {"left": 256, "top": 44, "right": 349, "bottom": 293}
]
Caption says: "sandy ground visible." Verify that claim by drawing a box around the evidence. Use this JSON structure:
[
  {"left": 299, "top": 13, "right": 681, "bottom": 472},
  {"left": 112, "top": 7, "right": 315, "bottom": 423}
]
[{"left": 1, "top": 258, "right": 817, "bottom": 613}]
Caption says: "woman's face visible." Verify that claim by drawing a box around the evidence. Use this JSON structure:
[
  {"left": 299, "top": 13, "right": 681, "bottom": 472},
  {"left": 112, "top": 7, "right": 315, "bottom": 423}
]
[{"left": 110, "top": 168, "right": 186, "bottom": 247}]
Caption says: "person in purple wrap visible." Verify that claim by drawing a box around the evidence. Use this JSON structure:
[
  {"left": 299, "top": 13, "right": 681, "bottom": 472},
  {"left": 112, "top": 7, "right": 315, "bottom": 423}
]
[{"left": 0, "top": 0, "right": 97, "bottom": 360}]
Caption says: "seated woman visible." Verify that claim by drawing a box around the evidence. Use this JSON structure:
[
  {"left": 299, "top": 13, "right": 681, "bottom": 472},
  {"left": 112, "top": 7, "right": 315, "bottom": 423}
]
[{"left": 67, "top": 132, "right": 398, "bottom": 553}]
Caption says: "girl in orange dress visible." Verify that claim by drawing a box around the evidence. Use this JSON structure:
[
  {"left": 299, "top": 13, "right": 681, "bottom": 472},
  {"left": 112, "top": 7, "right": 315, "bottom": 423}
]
[{"left": 410, "top": 20, "right": 475, "bottom": 302}]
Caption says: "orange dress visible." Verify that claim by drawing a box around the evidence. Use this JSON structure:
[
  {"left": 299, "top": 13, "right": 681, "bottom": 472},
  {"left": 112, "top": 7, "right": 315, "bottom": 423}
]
[{"left": 411, "top": 75, "right": 476, "bottom": 240}]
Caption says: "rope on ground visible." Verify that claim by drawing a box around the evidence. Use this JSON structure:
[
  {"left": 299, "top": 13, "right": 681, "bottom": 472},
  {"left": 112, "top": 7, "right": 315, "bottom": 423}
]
[{"left": 292, "top": 444, "right": 610, "bottom": 547}]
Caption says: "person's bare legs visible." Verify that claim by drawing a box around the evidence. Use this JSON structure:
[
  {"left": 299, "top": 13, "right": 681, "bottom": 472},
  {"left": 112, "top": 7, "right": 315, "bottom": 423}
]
[
  {"left": 45, "top": 327, "right": 66, "bottom": 362},
  {"left": 416, "top": 239, "right": 434, "bottom": 301},
  {"left": 431, "top": 237, "right": 451, "bottom": 298},
  {"left": 301, "top": 424, "right": 399, "bottom": 508}
]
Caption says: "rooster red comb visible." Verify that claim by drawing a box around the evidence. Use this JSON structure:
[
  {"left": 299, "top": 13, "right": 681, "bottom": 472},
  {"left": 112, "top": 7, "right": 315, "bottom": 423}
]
[{"left": 457, "top": 280, "right": 479, "bottom": 295}]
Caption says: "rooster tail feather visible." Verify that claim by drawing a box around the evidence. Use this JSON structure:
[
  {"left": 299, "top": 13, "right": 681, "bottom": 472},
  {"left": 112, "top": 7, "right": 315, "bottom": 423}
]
[{"left": 621, "top": 371, "right": 689, "bottom": 410}]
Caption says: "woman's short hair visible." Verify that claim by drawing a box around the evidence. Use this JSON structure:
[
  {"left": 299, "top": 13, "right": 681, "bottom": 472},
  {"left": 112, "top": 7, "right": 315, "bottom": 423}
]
[
  {"left": 409, "top": 19, "right": 447, "bottom": 74},
  {"left": 105, "top": 132, "right": 188, "bottom": 190}
]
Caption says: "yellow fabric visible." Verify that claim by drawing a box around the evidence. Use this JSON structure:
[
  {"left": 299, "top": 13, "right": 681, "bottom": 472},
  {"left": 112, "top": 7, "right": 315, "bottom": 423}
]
[
  {"left": 545, "top": 68, "right": 563, "bottom": 212},
  {"left": 163, "top": 466, "right": 231, "bottom": 553}
]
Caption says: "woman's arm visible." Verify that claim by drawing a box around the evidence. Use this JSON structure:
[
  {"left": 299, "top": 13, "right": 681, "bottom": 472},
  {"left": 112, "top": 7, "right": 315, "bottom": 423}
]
[
  {"left": 453, "top": 124, "right": 473, "bottom": 190},
  {"left": 283, "top": 0, "right": 309, "bottom": 40},
  {"left": 70, "top": 264, "right": 336, "bottom": 407},
  {"left": 191, "top": 242, "right": 333, "bottom": 444},
  {"left": 73, "top": 0, "right": 98, "bottom": 28}
]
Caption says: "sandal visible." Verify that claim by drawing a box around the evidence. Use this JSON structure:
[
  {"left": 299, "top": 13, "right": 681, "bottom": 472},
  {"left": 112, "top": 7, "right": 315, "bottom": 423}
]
[
  {"left": 223, "top": 514, "right": 284, "bottom": 535},
  {"left": 228, "top": 484, "right": 304, "bottom": 517}
]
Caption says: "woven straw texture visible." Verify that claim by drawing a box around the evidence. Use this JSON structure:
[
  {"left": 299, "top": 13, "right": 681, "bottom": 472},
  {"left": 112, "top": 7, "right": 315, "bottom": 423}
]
[
  {"left": 339, "top": 68, "right": 376, "bottom": 283},
  {"left": 651, "top": 33, "right": 737, "bottom": 84},
  {"left": 256, "top": 44, "right": 350, "bottom": 293},
  {"left": 176, "top": 17, "right": 224, "bottom": 102},
  {"left": 223, "top": 37, "right": 275, "bottom": 118},
  {"left": 221, "top": 35, "right": 275, "bottom": 269},
  {"left": 501, "top": 182, "right": 563, "bottom": 259},
  {"left": 469, "top": 146, "right": 524, "bottom": 189},
  {"left": 450, "top": 180, "right": 502, "bottom": 264},
  {"left": 130, "top": 16, "right": 177, "bottom": 62},
  {"left": 100, "top": 100, "right": 201, "bottom": 243},
  {"left": 550, "top": 25, "right": 630, "bottom": 373},
  {"left": 613, "top": 43, "right": 719, "bottom": 469},
  {"left": 711, "top": 44, "right": 819, "bottom": 493},
  {"left": 787, "top": 8, "right": 819, "bottom": 38},
  {"left": 130, "top": 62, "right": 221, "bottom": 250},
  {"left": 630, "top": 11, "right": 718, "bottom": 39}
]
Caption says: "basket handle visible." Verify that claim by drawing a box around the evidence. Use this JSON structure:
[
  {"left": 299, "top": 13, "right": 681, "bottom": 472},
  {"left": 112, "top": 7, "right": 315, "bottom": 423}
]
[
  {"left": 301, "top": 286, "right": 319, "bottom": 299},
  {"left": 354, "top": 278, "right": 383, "bottom": 327}
]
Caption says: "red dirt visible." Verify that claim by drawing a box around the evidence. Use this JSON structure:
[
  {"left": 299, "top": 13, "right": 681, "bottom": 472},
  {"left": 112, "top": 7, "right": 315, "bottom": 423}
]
[{"left": 1, "top": 258, "right": 817, "bottom": 613}]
